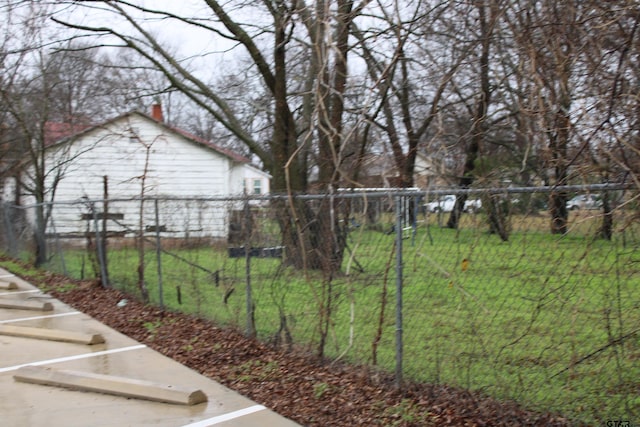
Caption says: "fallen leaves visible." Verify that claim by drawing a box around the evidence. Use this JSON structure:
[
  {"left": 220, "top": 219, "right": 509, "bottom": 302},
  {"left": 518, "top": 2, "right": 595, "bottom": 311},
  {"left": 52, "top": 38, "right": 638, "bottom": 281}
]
[{"left": 32, "top": 272, "right": 576, "bottom": 426}]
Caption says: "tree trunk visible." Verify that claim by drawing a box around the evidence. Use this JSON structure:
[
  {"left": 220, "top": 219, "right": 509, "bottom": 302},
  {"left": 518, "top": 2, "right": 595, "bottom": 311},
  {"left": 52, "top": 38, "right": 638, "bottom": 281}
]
[
  {"left": 33, "top": 218, "right": 47, "bottom": 267},
  {"left": 599, "top": 190, "right": 613, "bottom": 240},
  {"left": 548, "top": 99, "right": 571, "bottom": 235},
  {"left": 269, "top": 0, "right": 351, "bottom": 276},
  {"left": 33, "top": 182, "right": 47, "bottom": 267},
  {"left": 276, "top": 197, "right": 347, "bottom": 273},
  {"left": 447, "top": 1, "right": 492, "bottom": 230},
  {"left": 485, "top": 195, "right": 509, "bottom": 241},
  {"left": 549, "top": 192, "right": 568, "bottom": 235}
]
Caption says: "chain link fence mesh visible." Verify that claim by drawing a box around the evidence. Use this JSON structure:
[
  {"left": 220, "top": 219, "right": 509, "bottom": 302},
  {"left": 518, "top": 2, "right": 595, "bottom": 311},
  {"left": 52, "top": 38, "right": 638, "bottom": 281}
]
[{"left": 1, "top": 185, "right": 638, "bottom": 425}]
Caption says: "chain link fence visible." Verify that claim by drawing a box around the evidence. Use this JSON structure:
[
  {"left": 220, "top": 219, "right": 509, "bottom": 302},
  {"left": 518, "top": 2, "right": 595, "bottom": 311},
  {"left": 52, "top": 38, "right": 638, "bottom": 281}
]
[{"left": 1, "top": 184, "right": 638, "bottom": 425}]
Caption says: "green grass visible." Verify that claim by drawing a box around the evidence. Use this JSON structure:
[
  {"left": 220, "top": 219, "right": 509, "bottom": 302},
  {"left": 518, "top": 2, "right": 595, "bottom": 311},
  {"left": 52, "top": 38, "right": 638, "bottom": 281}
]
[
  {"left": 0, "top": 257, "right": 48, "bottom": 281},
  {"left": 11, "top": 212, "right": 640, "bottom": 425}
]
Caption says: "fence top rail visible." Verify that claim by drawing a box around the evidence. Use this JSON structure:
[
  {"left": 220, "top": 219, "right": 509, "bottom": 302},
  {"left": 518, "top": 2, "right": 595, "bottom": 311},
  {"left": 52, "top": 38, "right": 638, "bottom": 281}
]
[{"left": 5, "top": 182, "right": 634, "bottom": 209}]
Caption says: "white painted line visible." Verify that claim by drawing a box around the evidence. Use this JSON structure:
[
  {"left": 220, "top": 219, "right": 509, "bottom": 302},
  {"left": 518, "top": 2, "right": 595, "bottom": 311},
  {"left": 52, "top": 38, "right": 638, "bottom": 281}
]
[
  {"left": 0, "top": 274, "right": 16, "bottom": 278},
  {"left": 181, "top": 405, "right": 267, "bottom": 427},
  {"left": 0, "top": 289, "right": 41, "bottom": 296},
  {"left": 0, "top": 311, "right": 81, "bottom": 324},
  {"left": 0, "top": 344, "right": 146, "bottom": 373}
]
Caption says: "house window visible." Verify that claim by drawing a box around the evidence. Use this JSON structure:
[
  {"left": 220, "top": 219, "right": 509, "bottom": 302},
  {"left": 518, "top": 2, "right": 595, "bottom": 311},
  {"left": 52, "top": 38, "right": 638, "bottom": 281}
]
[
  {"left": 243, "top": 178, "right": 262, "bottom": 195},
  {"left": 129, "top": 127, "right": 140, "bottom": 143},
  {"left": 252, "top": 179, "right": 262, "bottom": 195}
]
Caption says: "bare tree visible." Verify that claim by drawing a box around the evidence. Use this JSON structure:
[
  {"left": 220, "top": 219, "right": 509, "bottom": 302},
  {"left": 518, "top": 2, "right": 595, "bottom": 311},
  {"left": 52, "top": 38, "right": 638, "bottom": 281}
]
[
  {"left": 0, "top": 2, "right": 156, "bottom": 266},
  {"left": 505, "top": 1, "right": 586, "bottom": 234},
  {"left": 578, "top": 2, "right": 640, "bottom": 238},
  {"left": 354, "top": 0, "right": 462, "bottom": 190},
  {"left": 132, "top": 129, "right": 153, "bottom": 303},
  {"left": 446, "top": 0, "right": 499, "bottom": 231},
  {"left": 53, "top": 0, "right": 379, "bottom": 274},
  {"left": 0, "top": 2, "right": 75, "bottom": 265},
  {"left": 502, "top": 0, "right": 640, "bottom": 234}
]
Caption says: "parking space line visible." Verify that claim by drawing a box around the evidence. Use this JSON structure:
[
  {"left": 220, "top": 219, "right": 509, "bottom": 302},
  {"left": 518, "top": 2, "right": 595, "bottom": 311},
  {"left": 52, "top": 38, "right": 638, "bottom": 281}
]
[
  {"left": 0, "top": 344, "right": 146, "bottom": 373},
  {"left": 0, "top": 311, "right": 81, "bottom": 324},
  {"left": 181, "top": 405, "right": 267, "bottom": 427}
]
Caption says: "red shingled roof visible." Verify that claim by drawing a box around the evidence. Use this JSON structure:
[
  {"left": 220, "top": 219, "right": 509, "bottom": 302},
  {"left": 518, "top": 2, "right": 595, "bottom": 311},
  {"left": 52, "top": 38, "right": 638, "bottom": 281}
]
[
  {"left": 44, "top": 122, "right": 93, "bottom": 146},
  {"left": 44, "top": 110, "right": 250, "bottom": 164}
]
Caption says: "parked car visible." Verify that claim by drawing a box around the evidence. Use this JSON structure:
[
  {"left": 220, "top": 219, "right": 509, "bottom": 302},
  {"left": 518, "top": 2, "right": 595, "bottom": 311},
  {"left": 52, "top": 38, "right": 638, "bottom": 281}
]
[
  {"left": 566, "top": 194, "right": 602, "bottom": 210},
  {"left": 425, "top": 195, "right": 482, "bottom": 213}
]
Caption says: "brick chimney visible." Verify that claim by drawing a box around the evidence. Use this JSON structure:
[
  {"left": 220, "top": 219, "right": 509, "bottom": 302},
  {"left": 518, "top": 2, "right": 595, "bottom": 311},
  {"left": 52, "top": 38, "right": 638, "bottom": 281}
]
[{"left": 151, "top": 103, "right": 164, "bottom": 122}]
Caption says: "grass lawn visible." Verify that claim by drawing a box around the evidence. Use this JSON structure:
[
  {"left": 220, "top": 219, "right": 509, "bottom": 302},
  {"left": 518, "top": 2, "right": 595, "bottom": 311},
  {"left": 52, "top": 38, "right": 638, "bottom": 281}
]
[{"left": 35, "top": 211, "right": 640, "bottom": 425}]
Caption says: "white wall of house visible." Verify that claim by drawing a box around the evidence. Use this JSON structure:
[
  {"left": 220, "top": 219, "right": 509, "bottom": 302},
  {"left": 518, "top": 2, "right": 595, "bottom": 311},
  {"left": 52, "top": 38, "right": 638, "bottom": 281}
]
[
  {"left": 414, "top": 153, "right": 450, "bottom": 189},
  {"left": 233, "top": 164, "right": 271, "bottom": 196},
  {"left": 13, "top": 112, "right": 268, "bottom": 240},
  {"left": 48, "top": 113, "right": 234, "bottom": 200}
]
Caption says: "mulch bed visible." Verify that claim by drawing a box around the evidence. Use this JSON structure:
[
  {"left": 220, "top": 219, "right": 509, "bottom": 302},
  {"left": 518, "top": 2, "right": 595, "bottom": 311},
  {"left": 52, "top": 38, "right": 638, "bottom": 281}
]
[{"left": 14, "top": 266, "right": 575, "bottom": 426}]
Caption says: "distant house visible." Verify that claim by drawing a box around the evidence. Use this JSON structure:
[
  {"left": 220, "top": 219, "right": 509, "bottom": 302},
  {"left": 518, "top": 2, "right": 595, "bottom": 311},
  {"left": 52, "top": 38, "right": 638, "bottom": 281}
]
[
  {"left": 339, "top": 151, "right": 449, "bottom": 190},
  {"left": 337, "top": 152, "right": 402, "bottom": 189},
  {"left": 413, "top": 152, "right": 451, "bottom": 189},
  {"left": 5, "top": 105, "right": 270, "bottom": 240}
]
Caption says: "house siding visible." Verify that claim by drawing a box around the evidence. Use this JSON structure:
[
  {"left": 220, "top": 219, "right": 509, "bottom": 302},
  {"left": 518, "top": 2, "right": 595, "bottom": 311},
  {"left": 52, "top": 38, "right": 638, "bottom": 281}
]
[
  {"left": 17, "top": 113, "right": 256, "bottom": 239},
  {"left": 48, "top": 115, "right": 231, "bottom": 200}
]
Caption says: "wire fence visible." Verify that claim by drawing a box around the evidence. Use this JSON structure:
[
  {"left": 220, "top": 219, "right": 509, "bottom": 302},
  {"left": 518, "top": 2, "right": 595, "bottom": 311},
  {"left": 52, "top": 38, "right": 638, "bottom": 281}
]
[{"left": 1, "top": 184, "right": 638, "bottom": 425}]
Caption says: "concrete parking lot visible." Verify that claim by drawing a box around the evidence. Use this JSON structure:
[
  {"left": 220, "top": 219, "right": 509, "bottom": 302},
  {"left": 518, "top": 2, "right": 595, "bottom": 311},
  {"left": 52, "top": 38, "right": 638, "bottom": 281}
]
[{"left": 0, "top": 268, "right": 300, "bottom": 427}]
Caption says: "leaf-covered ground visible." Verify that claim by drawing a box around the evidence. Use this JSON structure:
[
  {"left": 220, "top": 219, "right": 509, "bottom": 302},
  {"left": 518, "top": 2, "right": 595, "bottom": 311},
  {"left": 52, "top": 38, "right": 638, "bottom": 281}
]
[{"left": 30, "top": 271, "right": 576, "bottom": 426}]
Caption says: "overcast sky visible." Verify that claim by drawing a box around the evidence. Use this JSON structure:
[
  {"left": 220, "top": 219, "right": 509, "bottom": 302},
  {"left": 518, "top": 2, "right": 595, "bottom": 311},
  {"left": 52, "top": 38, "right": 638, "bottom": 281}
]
[{"left": 52, "top": 1, "right": 236, "bottom": 69}]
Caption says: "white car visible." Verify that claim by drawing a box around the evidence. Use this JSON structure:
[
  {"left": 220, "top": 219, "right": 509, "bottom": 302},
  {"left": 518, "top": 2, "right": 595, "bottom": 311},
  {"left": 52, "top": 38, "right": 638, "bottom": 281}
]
[
  {"left": 425, "top": 195, "right": 482, "bottom": 213},
  {"left": 566, "top": 195, "right": 601, "bottom": 210}
]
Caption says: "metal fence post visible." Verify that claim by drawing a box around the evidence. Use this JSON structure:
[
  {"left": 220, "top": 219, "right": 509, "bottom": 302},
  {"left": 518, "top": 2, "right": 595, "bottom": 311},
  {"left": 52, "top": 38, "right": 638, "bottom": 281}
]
[
  {"left": 244, "top": 197, "right": 256, "bottom": 338},
  {"left": 90, "top": 202, "right": 109, "bottom": 288},
  {"left": 154, "top": 199, "right": 164, "bottom": 309},
  {"left": 395, "top": 195, "right": 404, "bottom": 388},
  {"left": 49, "top": 216, "right": 68, "bottom": 276}
]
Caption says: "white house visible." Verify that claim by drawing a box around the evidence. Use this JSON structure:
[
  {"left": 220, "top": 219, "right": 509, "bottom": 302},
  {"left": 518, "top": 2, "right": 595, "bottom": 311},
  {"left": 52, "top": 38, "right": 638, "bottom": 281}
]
[
  {"left": 414, "top": 152, "right": 452, "bottom": 189},
  {"left": 8, "top": 106, "right": 271, "bottom": 240}
]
